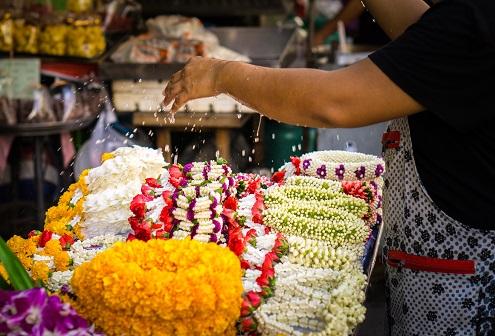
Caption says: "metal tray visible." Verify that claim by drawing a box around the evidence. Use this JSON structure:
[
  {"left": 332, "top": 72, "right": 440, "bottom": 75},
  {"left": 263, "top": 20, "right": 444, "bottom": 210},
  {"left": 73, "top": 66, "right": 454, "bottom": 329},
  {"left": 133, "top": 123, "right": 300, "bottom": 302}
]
[{"left": 99, "top": 27, "right": 297, "bottom": 80}]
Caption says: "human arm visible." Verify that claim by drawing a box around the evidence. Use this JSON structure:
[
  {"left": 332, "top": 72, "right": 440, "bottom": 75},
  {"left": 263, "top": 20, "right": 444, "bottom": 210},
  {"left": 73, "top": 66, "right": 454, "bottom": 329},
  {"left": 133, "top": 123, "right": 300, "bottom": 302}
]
[
  {"left": 313, "top": 0, "right": 365, "bottom": 46},
  {"left": 363, "top": 0, "right": 429, "bottom": 39},
  {"left": 162, "top": 57, "right": 423, "bottom": 128}
]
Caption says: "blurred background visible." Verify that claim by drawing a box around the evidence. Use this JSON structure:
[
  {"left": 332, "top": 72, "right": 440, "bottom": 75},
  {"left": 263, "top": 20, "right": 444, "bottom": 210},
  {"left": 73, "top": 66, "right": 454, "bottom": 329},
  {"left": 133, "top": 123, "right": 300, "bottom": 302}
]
[{"left": 0, "top": 0, "right": 389, "bottom": 239}]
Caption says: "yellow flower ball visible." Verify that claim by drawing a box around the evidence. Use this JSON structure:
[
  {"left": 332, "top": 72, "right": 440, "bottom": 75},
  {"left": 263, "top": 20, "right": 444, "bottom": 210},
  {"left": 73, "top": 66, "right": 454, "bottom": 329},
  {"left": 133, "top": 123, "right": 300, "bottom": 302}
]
[
  {"left": 72, "top": 239, "right": 243, "bottom": 336},
  {"left": 31, "top": 261, "right": 49, "bottom": 282}
]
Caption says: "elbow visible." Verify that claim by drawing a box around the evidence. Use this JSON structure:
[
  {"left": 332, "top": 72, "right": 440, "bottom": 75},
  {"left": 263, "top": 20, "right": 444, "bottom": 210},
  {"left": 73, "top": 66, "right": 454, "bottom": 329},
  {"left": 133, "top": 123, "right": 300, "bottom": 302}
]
[{"left": 312, "top": 104, "right": 352, "bottom": 128}]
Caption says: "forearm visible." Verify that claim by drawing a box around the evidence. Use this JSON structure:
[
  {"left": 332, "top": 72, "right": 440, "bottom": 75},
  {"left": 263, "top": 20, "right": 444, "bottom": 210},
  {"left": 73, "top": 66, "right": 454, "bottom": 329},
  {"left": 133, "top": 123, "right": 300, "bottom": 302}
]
[
  {"left": 218, "top": 62, "right": 342, "bottom": 128},
  {"left": 363, "top": 0, "right": 429, "bottom": 39}
]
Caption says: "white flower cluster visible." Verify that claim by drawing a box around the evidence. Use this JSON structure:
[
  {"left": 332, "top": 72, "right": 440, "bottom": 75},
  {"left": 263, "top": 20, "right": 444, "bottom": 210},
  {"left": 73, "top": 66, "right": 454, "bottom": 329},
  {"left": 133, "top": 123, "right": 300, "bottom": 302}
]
[
  {"left": 264, "top": 204, "right": 369, "bottom": 246},
  {"left": 173, "top": 160, "right": 235, "bottom": 244},
  {"left": 287, "top": 236, "right": 363, "bottom": 270},
  {"left": 255, "top": 260, "right": 367, "bottom": 336},
  {"left": 80, "top": 146, "right": 165, "bottom": 238},
  {"left": 46, "top": 234, "right": 125, "bottom": 292}
]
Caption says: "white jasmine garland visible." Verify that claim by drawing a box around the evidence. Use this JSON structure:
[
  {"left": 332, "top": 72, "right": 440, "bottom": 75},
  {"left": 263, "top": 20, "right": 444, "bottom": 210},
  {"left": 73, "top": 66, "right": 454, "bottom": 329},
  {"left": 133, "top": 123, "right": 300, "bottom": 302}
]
[
  {"left": 255, "top": 261, "right": 367, "bottom": 336},
  {"left": 46, "top": 270, "right": 73, "bottom": 292},
  {"left": 264, "top": 206, "right": 369, "bottom": 246},
  {"left": 287, "top": 236, "right": 363, "bottom": 270},
  {"left": 296, "top": 150, "right": 385, "bottom": 182}
]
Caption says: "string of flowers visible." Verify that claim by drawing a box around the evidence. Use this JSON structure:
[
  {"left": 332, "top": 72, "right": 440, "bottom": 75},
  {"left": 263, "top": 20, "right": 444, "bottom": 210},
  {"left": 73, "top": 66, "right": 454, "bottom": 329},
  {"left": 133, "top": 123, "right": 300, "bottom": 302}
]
[
  {"left": 264, "top": 205, "right": 369, "bottom": 246},
  {"left": 286, "top": 236, "right": 363, "bottom": 270},
  {"left": 254, "top": 260, "right": 367, "bottom": 336},
  {"left": 71, "top": 239, "right": 243, "bottom": 336}
]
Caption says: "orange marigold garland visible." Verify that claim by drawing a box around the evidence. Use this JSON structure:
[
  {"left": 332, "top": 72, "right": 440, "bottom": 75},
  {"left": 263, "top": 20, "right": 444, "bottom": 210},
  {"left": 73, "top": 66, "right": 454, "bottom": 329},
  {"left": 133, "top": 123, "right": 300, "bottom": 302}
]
[{"left": 71, "top": 239, "right": 243, "bottom": 336}]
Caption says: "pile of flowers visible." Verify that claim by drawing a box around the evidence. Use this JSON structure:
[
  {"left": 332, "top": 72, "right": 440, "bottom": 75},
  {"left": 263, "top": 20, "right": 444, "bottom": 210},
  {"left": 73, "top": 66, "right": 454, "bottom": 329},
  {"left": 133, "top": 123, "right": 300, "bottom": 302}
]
[
  {"left": 71, "top": 239, "right": 243, "bottom": 336},
  {"left": 1, "top": 148, "right": 385, "bottom": 336},
  {"left": 253, "top": 151, "right": 385, "bottom": 335},
  {"left": 3, "top": 146, "right": 163, "bottom": 289}
]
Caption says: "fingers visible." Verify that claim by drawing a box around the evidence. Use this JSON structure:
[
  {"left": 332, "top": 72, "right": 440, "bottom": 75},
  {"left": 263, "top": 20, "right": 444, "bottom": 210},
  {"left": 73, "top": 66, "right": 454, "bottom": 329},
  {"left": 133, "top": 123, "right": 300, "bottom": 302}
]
[
  {"left": 170, "top": 94, "right": 187, "bottom": 114},
  {"left": 162, "top": 81, "right": 182, "bottom": 107}
]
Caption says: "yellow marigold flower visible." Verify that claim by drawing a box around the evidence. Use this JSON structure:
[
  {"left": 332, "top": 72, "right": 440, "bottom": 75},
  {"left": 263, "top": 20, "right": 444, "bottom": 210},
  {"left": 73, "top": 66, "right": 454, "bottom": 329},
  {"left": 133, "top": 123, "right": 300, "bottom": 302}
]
[
  {"left": 0, "top": 264, "right": 9, "bottom": 283},
  {"left": 43, "top": 239, "right": 62, "bottom": 256},
  {"left": 54, "top": 251, "right": 71, "bottom": 271},
  {"left": 72, "top": 239, "right": 243, "bottom": 336},
  {"left": 31, "top": 261, "right": 50, "bottom": 282},
  {"left": 101, "top": 152, "right": 115, "bottom": 162}
]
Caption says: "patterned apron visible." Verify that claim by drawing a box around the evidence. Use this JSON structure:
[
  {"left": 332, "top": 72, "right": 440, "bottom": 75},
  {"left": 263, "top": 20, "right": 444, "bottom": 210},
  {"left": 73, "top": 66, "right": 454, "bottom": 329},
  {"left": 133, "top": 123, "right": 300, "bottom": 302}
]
[{"left": 382, "top": 117, "right": 495, "bottom": 336}]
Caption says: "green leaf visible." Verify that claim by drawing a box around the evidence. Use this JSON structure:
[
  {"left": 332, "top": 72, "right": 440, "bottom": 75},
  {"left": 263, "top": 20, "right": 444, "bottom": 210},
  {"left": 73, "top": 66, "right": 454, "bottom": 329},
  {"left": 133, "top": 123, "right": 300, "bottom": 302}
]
[{"left": 0, "top": 237, "right": 35, "bottom": 290}]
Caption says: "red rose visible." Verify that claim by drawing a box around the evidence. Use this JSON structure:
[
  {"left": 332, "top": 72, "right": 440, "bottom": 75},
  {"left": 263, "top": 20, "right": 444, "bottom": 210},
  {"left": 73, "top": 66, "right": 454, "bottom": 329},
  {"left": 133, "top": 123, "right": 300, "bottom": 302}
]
[
  {"left": 223, "top": 196, "right": 238, "bottom": 211},
  {"left": 145, "top": 177, "right": 162, "bottom": 188},
  {"left": 130, "top": 194, "right": 149, "bottom": 217},
  {"left": 154, "top": 229, "right": 169, "bottom": 239},
  {"left": 141, "top": 184, "right": 153, "bottom": 197},
  {"left": 128, "top": 216, "right": 141, "bottom": 231},
  {"left": 290, "top": 156, "right": 301, "bottom": 175},
  {"left": 126, "top": 233, "right": 136, "bottom": 241},
  {"left": 252, "top": 213, "right": 263, "bottom": 224},
  {"left": 240, "top": 259, "right": 251, "bottom": 270},
  {"left": 240, "top": 317, "right": 257, "bottom": 332},
  {"left": 247, "top": 179, "right": 261, "bottom": 194},
  {"left": 271, "top": 170, "right": 285, "bottom": 183},
  {"left": 59, "top": 234, "right": 75, "bottom": 250},
  {"left": 168, "top": 164, "right": 183, "bottom": 179},
  {"left": 162, "top": 191, "right": 174, "bottom": 207},
  {"left": 38, "top": 230, "right": 53, "bottom": 248},
  {"left": 228, "top": 227, "right": 245, "bottom": 256},
  {"left": 169, "top": 177, "right": 185, "bottom": 188},
  {"left": 240, "top": 299, "right": 253, "bottom": 317},
  {"left": 256, "top": 272, "right": 270, "bottom": 287},
  {"left": 246, "top": 291, "right": 262, "bottom": 308},
  {"left": 159, "top": 207, "right": 172, "bottom": 225},
  {"left": 135, "top": 226, "right": 151, "bottom": 241}
]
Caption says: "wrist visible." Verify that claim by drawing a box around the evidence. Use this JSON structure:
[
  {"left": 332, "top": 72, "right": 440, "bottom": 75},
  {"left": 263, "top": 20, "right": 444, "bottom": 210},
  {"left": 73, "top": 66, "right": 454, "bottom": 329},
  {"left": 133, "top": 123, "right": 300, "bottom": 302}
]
[{"left": 214, "top": 60, "right": 235, "bottom": 95}]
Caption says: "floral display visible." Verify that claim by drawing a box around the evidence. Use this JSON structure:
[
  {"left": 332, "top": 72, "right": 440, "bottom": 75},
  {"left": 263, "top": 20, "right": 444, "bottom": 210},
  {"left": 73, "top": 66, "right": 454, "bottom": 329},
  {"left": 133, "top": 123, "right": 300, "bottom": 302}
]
[
  {"left": 1, "top": 148, "right": 385, "bottom": 336},
  {"left": 0, "top": 288, "right": 99, "bottom": 335},
  {"left": 71, "top": 239, "right": 243, "bottom": 336}
]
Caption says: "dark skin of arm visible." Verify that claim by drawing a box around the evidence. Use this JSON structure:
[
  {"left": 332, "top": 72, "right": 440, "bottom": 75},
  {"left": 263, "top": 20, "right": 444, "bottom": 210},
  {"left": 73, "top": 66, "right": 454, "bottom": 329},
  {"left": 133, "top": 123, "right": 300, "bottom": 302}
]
[{"left": 162, "top": 0, "right": 430, "bottom": 128}]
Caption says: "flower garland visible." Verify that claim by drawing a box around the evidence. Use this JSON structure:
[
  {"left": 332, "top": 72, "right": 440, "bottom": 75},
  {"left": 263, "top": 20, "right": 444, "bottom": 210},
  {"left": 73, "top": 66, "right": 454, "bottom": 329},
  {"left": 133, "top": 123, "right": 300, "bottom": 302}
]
[
  {"left": 264, "top": 205, "right": 369, "bottom": 246},
  {"left": 279, "top": 150, "right": 385, "bottom": 182},
  {"left": 0, "top": 288, "right": 99, "bottom": 335},
  {"left": 286, "top": 236, "right": 363, "bottom": 270},
  {"left": 254, "top": 260, "right": 367, "bottom": 336},
  {"left": 71, "top": 239, "right": 243, "bottom": 336}
]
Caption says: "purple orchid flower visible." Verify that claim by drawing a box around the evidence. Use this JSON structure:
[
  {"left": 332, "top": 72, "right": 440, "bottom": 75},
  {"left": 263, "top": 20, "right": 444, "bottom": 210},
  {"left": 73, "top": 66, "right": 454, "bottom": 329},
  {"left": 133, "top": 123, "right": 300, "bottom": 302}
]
[
  {"left": 335, "top": 164, "right": 345, "bottom": 180},
  {"left": 316, "top": 165, "right": 327, "bottom": 179},
  {"left": 302, "top": 159, "right": 312, "bottom": 170},
  {"left": 355, "top": 166, "right": 366, "bottom": 180},
  {"left": 375, "top": 164, "right": 384, "bottom": 177}
]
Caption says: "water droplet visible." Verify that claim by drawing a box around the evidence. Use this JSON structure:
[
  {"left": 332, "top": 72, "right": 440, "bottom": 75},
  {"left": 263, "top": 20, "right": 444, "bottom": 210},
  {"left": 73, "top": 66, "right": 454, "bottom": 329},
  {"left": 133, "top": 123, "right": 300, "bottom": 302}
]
[
  {"left": 272, "top": 133, "right": 276, "bottom": 139},
  {"left": 254, "top": 137, "right": 260, "bottom": 143},
  {"left": 292, "top": 145, "right": 296, "bottom": 152},
  {"left": 192, "top": 145, "right": 196, "bottom": 150},
  {"left": 165, "top": 145, "right": 170, "bottom": 152},
  {"left": 298, "top": 143, "right": 302, "bottom": 150},
  {"left": 248, "top": 156, "right": 252, "bottom": 162},
  {"left": 215, "top": 150, "right": 220, "bottom": 158},
  {"left": 138, "top": 78, "right": 142, "bottom": 83},
  {"left": 237, "top": 114, "right": 242, "bottom": 119},
  {"left": 271, "top": 167, "right": 274, "bottom": 173},
  {"left": 360, "top": 0, "right": 365, "bottom": 7},
  {"left": 241, "top": 150, "right": 246, "bottom": 157},
  {"left": 251, "top": 149, "right": 255, "bottom": 154}
]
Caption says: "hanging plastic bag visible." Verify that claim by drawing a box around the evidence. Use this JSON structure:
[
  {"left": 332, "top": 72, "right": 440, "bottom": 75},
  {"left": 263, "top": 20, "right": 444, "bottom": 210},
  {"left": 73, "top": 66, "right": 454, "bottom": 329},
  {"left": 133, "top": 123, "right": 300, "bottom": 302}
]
[
  {"left": 21, "top": 87, "right": 57, "bottom": 123},
  {"left": 73, "top": 93, "right": 152, "bottom": 176}
]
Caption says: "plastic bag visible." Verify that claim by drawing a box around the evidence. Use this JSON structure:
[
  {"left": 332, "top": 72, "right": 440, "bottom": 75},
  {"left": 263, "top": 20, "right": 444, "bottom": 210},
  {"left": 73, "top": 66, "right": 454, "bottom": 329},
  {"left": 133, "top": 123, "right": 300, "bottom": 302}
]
[
  {"left": 74, "top": 95, "right": 152, "bottom": 176},
  {"left": 0, "top": 78, "right": 16, "bottom": 125}
]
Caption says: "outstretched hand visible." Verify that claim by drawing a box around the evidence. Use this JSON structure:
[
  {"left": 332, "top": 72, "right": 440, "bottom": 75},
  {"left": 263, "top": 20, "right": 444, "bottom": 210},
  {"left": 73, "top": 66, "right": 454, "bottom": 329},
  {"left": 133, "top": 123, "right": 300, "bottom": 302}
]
[{"left": 162, "top": 57, "right": 229, "bottom": 113}]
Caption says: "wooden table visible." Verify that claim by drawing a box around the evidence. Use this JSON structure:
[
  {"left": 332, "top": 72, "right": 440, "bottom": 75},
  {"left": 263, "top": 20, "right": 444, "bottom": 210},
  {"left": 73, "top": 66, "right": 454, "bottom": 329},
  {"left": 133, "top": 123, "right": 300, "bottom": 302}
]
[{"left": 133, "top": 112, "right": 252, "bottom": 162}]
